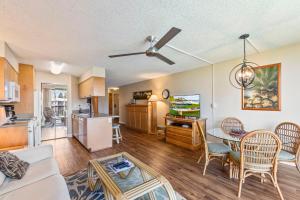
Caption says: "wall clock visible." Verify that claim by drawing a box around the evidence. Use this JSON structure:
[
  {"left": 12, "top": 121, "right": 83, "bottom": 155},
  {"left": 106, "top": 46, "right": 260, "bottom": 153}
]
[{"left": 162, "top": 89, "right": 170, "bottom": 99}]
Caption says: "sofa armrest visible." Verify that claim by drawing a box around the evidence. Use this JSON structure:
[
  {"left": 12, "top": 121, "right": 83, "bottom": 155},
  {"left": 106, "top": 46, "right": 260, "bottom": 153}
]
[{"left": 10, "top": 145, "right": 53, "bottom": 164}]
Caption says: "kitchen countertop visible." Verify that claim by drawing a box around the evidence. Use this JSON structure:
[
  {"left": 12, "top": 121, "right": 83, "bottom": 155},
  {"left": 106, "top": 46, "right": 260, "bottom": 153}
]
[
  {"left": 72, "top": 112, "right": 119, "bottom": 119},
  {"left": 0, "top": 121, "right": 29, "bottom": 128},
  {"left": 0, "top": 114, "right": 36, "bottom": 128}
]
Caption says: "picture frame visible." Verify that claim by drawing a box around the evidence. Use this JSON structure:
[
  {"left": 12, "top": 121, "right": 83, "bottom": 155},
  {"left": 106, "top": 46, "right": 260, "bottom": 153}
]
[
  {"left": 133, "top": 90, "right": 152, "bottom": 100},
  {"left": 242, "top": 63, "right": 281, "bottom": 111}
]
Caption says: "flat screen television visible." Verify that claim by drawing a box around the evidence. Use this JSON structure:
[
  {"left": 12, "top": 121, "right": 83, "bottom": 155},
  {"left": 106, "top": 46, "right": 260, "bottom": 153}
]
[{"left": 169, "top": 94, "right": 200, "bottom": 118}]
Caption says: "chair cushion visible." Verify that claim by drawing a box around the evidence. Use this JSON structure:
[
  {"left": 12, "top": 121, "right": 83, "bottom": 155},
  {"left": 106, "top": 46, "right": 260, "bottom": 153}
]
[
  {"left": 208, "top": 143, "right": 230, "bottom": 154},
  {"left": 112, "top": 124, "right": 120, "bottom": 128},
  {"left": 278, "top": 150, "right": 295, "bottom": 161},
  {"left": 229, "top": 151, "right": 240, "bottom": 161},
  {"left": 0, "top": 152, "right": 29, "bottom": 179}
]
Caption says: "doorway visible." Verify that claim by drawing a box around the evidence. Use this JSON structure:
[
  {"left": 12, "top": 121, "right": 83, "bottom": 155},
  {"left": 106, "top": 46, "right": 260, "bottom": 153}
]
[
  {"left": 108, "top": 88, "right": 119, "bottom": 122},
  {"left": 41, "top": 83, "right": 68, "bottom": 140}
]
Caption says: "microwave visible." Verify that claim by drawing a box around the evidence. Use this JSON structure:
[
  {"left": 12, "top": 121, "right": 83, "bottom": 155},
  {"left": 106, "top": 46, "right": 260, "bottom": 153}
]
[{"left": 2, "top": 81, "right": 20, "bottom": 102}]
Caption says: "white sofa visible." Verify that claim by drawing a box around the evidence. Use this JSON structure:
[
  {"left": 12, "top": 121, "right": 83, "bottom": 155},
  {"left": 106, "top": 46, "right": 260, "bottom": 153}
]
[{"left": 0, "top": 145, "right": 70, "bottom": 200}]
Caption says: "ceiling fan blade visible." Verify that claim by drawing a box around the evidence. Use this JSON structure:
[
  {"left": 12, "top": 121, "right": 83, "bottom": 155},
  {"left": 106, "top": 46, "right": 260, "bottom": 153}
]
[
  {"left": 108, "top": 52, "right": 145, "bottom": 58},
  {"left": 155, "top": 53, "right": 175, "bottom": 65},
  {"left": 154, "top": 27, "right": 181, "bottom": 50}
]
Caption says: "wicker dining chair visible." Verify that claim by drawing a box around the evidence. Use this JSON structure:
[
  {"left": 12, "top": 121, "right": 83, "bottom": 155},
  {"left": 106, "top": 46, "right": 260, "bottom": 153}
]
[
  {"left": 196, "top": 121, "right": 231, "bottom": 175},
  {"left": 275, "top": 122, "right": 300, "bottom": 173},
  {"left": 229, "top": 130, "right": 283, "bottom": 200},
  {"left": 221, "top": 117, "right": 244, "bottom": 134},
  {"left": 221, "top": 117, "right": 244, "bottom": 150}
]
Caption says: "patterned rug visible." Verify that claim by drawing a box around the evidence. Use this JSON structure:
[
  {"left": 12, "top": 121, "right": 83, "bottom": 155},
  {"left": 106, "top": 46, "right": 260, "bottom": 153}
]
[{"left": 65, "top": 169, "right": 186, "bottom": 200}]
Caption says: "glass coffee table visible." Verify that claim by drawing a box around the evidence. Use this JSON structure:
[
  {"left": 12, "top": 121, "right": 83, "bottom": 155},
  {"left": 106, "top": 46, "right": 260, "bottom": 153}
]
[{"left": 88, "top": 152, "right": 177, "bottom": 200}]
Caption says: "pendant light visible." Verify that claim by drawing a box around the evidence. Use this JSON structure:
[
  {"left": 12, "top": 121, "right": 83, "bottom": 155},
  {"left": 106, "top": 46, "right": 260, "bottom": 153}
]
[{"left": 229, "top": 34, "right": 258, "bottom": 89}]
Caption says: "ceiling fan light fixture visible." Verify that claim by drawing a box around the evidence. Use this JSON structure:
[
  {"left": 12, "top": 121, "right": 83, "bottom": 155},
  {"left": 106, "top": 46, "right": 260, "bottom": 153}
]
[
  {"left": 229, "top": 34, "right": 258, "bottom": 89},
  {"left": 108, "top": 27, "right": 181, "bottom": 65}
]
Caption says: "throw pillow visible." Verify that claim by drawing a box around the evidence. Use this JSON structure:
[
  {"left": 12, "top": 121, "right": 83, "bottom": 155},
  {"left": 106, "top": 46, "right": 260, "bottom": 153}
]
[{"left": 0, "top": 152, "right": 29, "bottom": 179}]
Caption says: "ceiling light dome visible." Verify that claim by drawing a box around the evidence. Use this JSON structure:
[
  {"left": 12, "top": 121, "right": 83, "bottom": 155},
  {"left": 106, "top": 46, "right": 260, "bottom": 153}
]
[{"left": 50, "top": 61, "right": 64, "bottom": 75}]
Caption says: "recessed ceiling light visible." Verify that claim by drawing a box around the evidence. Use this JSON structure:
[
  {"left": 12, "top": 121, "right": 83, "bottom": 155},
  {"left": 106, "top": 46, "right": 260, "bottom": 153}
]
[{"left": 50, "top": 61, "right": 64, "bottom": 75}]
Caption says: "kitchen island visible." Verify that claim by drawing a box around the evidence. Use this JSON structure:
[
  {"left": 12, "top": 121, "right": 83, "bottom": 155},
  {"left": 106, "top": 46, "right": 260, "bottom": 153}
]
[{"left": 72, "top": 113, "right": 113, "bottom": 152}]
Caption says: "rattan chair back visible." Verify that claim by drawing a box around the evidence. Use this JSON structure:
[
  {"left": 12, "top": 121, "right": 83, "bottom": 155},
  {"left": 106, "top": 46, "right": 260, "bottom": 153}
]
[
  {"left": 221, "top": 117, "right": 244, "bottom": 134},
  {"left": 275, "top": 122, "right": 300, "bottom": 154},
  {"left": 240, "top": 130, "right": 282, "bottom": 172}
]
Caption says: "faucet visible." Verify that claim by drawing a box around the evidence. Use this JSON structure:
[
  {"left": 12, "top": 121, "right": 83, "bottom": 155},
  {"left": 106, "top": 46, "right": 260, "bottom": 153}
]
[{"left": 78, "top": 105, "right": 82, "bottom": 113}]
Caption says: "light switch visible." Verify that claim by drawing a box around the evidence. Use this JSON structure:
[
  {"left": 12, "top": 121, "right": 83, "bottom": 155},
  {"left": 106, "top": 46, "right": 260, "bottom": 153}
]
[{"left": 108, "top": 118, "right": 112, "bottom": 123}]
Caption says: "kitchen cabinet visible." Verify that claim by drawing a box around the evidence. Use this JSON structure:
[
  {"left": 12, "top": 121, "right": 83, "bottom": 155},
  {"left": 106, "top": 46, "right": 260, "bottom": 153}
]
[
  {"left": 0, "top": 125, "right": 28, "bottom": 151},
  {"left": 15, "top": 64, "right": 35, "bottom": 114},
  {"left": 126, "top": 104, "right": 152, "bottom": 133},
  {"left": 72, "top": 114, "right": 87, "bottom": 146},
  {"left": 0, "top": 57, "right": 18, "bottom": 101},
  {"left": 79, "top": 77, "right": 105, "bottom": 98},
  {"left": 72, "top": 113, "right": 112, "bottom": 152}
]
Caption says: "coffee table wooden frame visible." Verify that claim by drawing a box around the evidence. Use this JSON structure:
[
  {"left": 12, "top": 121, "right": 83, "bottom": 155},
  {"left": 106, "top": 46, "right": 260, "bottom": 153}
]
[{"left": 88, "top": 152, "right": 177, "bottom": 200}]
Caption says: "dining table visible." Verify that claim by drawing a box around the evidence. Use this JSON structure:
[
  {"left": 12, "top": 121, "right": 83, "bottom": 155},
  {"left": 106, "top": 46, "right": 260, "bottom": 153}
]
[
  {"left": 207, "top": 128, "right": 245, "bottom": 150},
  {"left": 207, "top": 128, "right": 246, "bottom": 179}
]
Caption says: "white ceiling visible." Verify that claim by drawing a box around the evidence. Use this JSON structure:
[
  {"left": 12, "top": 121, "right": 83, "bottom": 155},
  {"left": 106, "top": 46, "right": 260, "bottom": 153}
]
[{"left": 1, "top": 0, "right": 300, "bottom": 86}]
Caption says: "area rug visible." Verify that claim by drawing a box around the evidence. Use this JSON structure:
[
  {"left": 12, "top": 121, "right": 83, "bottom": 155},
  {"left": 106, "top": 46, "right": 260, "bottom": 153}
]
[{"left": 65, "top": 169, "right": 186, "bottom": 200}]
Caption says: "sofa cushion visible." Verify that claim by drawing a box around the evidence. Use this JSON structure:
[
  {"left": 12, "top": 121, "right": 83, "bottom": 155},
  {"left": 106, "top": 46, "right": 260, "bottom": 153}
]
[
  {"left": 0, "top": 152, "right": 29, "bottom": 179},
  {"left": 11, "top": 145, "right": 53, "bottom": 164},
  {"left": 0, "top": 158, "right": 59, "bottom": 196},
  {"left": 0, "top": 175, "right": 70, "bottom": 200},
  {"left": 0, "top": 172, "right": 5, "bottom": 187}
]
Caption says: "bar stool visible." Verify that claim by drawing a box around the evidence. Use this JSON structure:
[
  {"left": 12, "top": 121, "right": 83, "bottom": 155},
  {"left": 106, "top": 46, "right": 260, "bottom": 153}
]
[{"left": 112, "top": 123, "right": 122, "bottom": 144}]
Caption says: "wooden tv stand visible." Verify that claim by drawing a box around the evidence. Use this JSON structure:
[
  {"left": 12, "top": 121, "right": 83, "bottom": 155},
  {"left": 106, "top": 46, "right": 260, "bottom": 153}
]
[{"left": 165, "top": 116, "right": 207, "bottom": 150}]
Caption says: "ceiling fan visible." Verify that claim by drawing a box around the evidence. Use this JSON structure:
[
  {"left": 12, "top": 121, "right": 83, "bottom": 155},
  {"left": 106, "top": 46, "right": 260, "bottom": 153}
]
[{"left": 108, "top": 27, "right": 181, "bottom": 65}]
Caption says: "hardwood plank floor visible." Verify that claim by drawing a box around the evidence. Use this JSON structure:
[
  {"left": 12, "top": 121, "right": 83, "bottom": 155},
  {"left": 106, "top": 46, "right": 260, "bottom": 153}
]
[{"left": 45, "top": 127, "right": 300, "bottom": 200}]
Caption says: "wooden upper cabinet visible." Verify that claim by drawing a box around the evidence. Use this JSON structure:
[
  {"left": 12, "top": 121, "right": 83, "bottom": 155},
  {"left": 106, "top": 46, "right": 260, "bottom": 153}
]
[
  {"left": 0, "top": 57, "right": 18, "bottom": 100},
  {"left": 79, "top": 77, "right": 105, "bottom": 98},
  {"left": 14, "top": 64, "right": 35, "bottom": 114}
]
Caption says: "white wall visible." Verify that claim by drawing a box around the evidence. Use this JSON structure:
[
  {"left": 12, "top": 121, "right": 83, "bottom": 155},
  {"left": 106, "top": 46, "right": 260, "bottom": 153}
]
[
  {"left": 213, "top": 43, "right": 300, "bottom": 131},
  {"left": 119, "top": 66, "right": 213, "bottom": 127},
  {"left": 119, "top": 43, "right": 300, "bottom": 131},
  {"left": 35, "top": 71, "right": 85, "bottom": 135}
]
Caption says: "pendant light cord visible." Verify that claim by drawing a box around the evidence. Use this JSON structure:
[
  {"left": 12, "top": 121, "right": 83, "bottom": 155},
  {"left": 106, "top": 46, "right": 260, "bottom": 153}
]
[{"left": 243, "top": 38, "right": 246, "bottom": 62}]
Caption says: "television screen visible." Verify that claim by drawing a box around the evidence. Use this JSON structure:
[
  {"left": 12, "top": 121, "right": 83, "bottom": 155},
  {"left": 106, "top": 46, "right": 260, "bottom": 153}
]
[{"left": 169, "top": 95, "right": 200, "bottom": 118}]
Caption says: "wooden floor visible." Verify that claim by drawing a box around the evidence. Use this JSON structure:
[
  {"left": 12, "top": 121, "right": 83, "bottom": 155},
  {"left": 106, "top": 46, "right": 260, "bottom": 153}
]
[{"left": 45, "top": 127, "right": 300, "bottom": 200}]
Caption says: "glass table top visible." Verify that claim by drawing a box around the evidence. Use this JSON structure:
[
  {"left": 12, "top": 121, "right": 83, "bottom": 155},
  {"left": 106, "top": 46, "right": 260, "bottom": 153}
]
[
  {"left": 93, "top": 153, "right": 171, "bottom": 200},
  {"left": 207, "top": 128, "right": 242, "bottom": 142},
  {"left": 97, "top": 154, "right": 155, "bottom": 193}
]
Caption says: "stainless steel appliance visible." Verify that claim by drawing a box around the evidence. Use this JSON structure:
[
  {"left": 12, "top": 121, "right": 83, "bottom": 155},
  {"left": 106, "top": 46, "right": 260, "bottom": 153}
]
[
  {"left": 0, "top": 81, "right": 20, "bottom": 102},
  {"left": 72, "top": 114, "right": 88, "bottom": 149}
]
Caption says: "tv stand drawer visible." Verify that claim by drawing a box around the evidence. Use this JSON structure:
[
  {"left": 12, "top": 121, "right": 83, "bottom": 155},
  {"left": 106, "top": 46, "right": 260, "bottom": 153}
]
[{"left": 166, "top": 125, "right": 192, "bottom": 137}]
